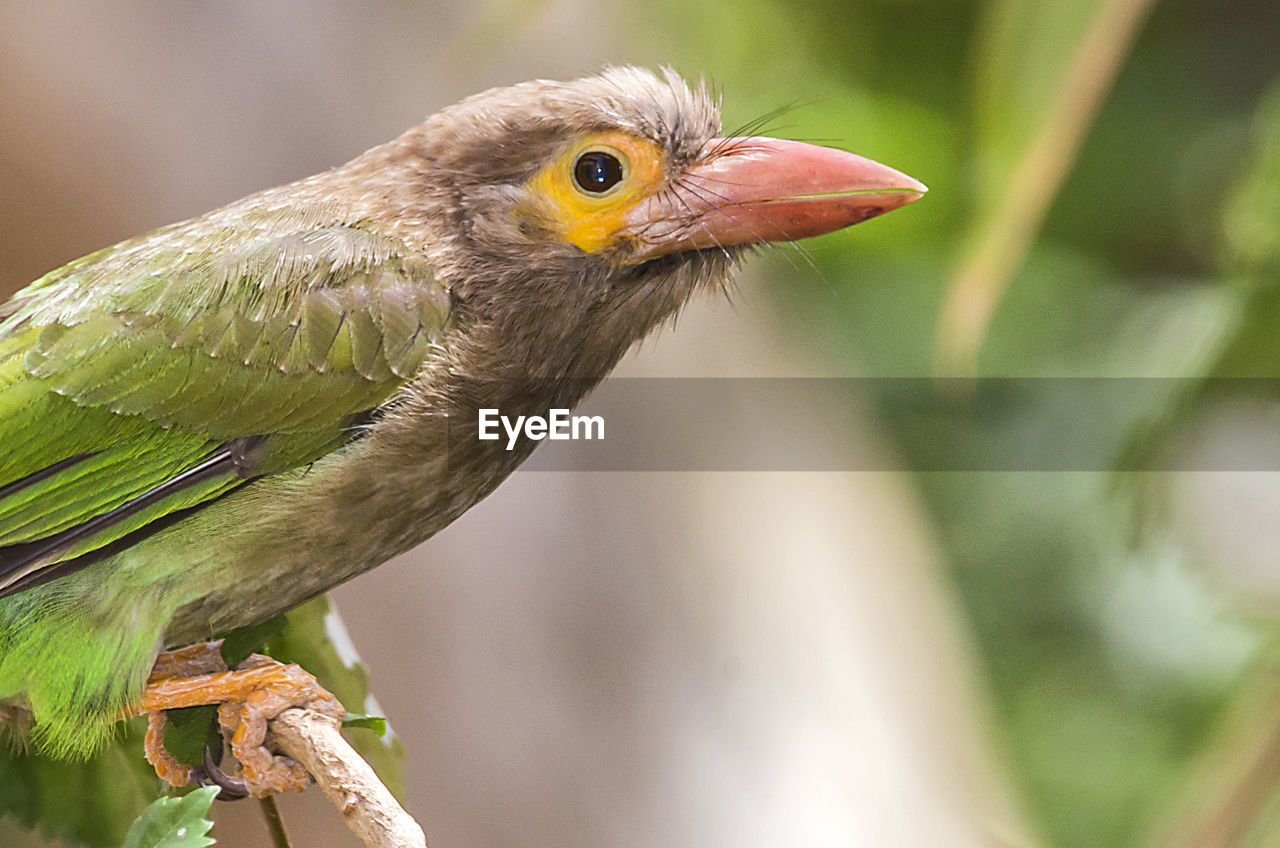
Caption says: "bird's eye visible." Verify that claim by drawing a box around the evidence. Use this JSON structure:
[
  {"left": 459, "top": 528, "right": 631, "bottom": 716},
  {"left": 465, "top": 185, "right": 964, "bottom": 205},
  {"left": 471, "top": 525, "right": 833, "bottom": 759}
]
[{"left": 573, "top": 151, "right": 625, "bottom": 194}]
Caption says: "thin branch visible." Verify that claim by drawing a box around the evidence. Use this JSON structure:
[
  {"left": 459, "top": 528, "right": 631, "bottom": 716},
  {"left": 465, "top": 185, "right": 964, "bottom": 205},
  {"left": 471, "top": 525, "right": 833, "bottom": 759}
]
[
  {"left": 268, "top": 708, "right": 427, "bottom": 848},
  {"left": 935, "top": 0, "right": 1158, "bottom": 377}
]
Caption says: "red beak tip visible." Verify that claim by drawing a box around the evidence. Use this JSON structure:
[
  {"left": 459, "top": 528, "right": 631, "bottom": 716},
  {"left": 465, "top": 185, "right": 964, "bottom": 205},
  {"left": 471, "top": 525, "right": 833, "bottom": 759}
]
[{"left": 622, "top": 137, "right": 928, "bottom": 259}]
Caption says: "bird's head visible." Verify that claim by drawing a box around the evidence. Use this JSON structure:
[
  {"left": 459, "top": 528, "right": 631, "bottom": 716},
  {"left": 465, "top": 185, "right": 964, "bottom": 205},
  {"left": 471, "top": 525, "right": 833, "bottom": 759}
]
[{"left": 394, "top": 67, "right": 924, "bottom": 380}]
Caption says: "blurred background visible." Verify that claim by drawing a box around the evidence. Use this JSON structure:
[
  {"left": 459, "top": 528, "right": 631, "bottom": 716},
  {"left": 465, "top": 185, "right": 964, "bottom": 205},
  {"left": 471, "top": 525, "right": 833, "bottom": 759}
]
[{"left": 1, "top": 1, "right": 1279, "bottom": 846}]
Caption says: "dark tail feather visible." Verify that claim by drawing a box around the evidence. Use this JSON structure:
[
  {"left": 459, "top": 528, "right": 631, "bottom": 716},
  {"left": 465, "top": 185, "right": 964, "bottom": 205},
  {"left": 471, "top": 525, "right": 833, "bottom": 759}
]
[{"left": 0, "top": 448, "right": 240, "bottom": 597}]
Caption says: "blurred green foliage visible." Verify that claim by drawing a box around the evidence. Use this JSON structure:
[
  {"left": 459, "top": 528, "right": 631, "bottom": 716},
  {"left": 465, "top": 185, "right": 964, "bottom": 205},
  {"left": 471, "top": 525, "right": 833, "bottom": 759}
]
[
  {"left": 0, "top": 720, "right": 155, "bottom": 847},
  {"left": 625, "top": 0, "right": 1280, "bottom": 846}
]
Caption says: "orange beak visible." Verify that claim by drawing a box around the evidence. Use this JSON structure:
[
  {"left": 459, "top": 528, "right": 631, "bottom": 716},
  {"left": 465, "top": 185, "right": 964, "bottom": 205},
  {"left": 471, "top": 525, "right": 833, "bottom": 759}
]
[{"left": 623, "top": 137, "right": 925, "bottom": 261}]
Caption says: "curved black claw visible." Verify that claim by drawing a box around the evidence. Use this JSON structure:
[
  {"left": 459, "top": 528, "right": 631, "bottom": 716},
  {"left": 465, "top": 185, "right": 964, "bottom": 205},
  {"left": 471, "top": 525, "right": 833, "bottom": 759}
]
[{"left": 193, "top": 745, "right": 250, "bottom": 801}]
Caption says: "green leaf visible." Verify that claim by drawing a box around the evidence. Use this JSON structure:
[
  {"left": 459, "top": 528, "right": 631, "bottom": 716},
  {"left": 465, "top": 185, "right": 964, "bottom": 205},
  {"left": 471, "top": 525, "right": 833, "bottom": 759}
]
[
  {"left": 120, "top": 786, "right": 217, "bottom": 848},
  {"left": 0, "top": 716, "right": 157, "bottom": 848},
  {"left": 341, "top": 712, "right": 388, "bottom": 736},
  {"left": 161, "top": 705, "right": 221, "bottom": 768},
  {"left": 219, "top": 614, "right": 288, "bottom": 667}
]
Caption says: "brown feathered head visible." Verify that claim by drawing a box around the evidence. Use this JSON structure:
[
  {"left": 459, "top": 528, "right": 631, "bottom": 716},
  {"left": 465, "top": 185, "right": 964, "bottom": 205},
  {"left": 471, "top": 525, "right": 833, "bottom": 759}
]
[{"left": 368, "top": 67, "right": 925, "bottom": 382}]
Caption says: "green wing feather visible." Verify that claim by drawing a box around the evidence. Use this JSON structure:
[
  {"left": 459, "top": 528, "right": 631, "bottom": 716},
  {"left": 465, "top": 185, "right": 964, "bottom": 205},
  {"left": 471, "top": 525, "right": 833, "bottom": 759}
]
[{"left": 0, "top": 220, "right": 450, "bottom": 592}]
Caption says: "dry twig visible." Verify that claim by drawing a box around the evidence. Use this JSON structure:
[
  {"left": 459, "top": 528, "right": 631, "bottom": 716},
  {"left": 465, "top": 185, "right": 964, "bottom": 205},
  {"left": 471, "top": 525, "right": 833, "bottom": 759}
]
[{"left": 268, "top": 708, "right": 427, "bottom": 848}]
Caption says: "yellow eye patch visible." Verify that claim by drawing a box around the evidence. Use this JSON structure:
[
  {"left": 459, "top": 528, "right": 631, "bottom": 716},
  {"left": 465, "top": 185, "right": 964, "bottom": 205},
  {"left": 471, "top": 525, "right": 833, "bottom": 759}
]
[{"left": 526, "top": 131, "right": 665, "bottom": 254}]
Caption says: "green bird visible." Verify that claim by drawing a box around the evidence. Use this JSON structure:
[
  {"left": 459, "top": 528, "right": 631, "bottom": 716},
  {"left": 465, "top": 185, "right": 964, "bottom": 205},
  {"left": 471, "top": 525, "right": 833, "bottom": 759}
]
[{"left": 0, "top": 67, "right": 924, "bottom": 795}]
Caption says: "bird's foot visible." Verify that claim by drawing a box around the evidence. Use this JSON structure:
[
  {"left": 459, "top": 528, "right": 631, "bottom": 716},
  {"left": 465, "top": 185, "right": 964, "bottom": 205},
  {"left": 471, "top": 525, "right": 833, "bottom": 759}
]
[
  {"left": 143, "top": 640, "right": 229, "bottom": 789},
  {"left": 141, "top": 640, "right": 345, "bottom": 798}
]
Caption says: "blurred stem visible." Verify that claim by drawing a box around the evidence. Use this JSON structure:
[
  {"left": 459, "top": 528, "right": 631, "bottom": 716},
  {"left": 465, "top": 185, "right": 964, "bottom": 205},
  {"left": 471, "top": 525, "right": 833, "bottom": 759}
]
[
  {"left": 1143, "top": 655, "right": 1280, "bottom": 848},
  {"left": 936, "top": 0, "right": 1158, "bottom": 377},
  {"left": 259, "top": 796, "right": 292, "bottom": 848}
]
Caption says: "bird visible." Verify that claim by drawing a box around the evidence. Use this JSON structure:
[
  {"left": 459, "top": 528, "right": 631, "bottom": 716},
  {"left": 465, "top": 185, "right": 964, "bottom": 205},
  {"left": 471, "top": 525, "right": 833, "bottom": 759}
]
[{"left": 0, "top": 66, "right": 924, "bottom": 796}]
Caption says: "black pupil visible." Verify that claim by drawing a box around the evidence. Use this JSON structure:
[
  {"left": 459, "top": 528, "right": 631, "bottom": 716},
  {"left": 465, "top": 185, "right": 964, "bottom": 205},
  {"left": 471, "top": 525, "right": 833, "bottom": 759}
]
[{"left": 574, "top": 151, "right": 624, "bottom": 193}]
